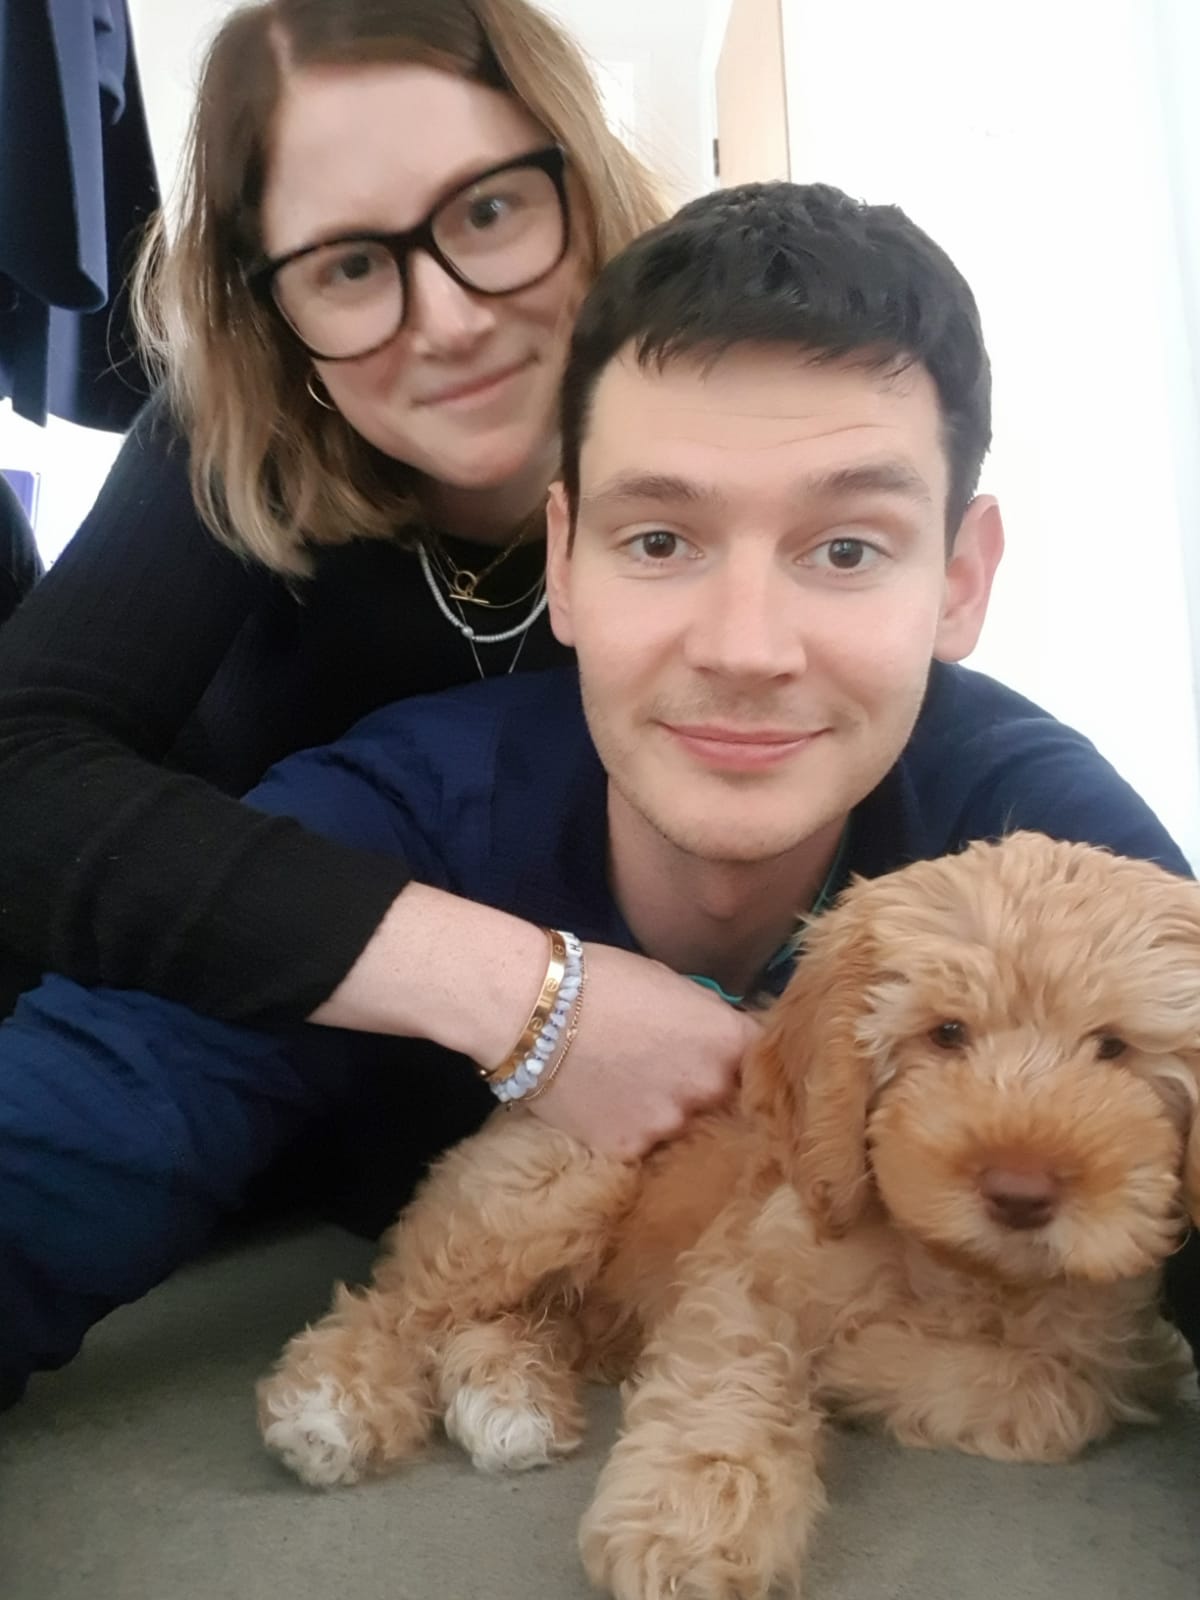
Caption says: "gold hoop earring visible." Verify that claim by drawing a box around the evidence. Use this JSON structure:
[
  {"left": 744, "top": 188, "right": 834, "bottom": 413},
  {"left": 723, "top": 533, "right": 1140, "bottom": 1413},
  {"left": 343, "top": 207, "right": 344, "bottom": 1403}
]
[{"left": 306, "top": 372, "right": 336, "bottom": 411}]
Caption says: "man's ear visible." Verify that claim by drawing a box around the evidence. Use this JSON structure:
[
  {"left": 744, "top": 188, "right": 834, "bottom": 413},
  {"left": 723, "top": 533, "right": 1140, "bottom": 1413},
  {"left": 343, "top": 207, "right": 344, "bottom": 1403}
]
[
  {"left": 934, "top": 494, "right": 1005, "bottom": 663},
  {"left": 545, "top": 481, "right": 575, "bottom": 647}
]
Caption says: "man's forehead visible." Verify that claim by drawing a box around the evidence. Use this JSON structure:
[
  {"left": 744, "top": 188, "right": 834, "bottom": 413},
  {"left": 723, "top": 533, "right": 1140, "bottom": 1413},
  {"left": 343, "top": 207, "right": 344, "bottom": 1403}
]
[{"left": 579, "top": 344, "right": 946, "bottom": 487}]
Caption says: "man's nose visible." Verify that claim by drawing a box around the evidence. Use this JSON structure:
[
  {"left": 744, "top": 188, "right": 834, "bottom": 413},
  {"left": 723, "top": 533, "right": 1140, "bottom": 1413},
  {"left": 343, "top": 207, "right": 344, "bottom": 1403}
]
[
  {"left": 405, "top": 250, "right": 496, "bottom": 357},
  {"left": 683, "top": 551, "right": 807, "bottom": 680}
]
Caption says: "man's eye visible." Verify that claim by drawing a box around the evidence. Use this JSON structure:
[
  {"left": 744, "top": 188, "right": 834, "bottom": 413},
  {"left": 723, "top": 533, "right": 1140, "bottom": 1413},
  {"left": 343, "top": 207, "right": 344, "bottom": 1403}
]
[
  {"left": 807, "top": 537, "right": 883, "bottom": 572},
  {"left": 631, "top": 530, "right": 683, "bottom": 561}
]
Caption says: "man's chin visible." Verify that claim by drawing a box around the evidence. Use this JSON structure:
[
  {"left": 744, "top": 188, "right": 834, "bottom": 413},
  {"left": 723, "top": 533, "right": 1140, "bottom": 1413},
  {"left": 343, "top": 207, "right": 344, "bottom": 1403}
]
[{"left": 653, "top": 818, "right": 811, "bottom": 866}]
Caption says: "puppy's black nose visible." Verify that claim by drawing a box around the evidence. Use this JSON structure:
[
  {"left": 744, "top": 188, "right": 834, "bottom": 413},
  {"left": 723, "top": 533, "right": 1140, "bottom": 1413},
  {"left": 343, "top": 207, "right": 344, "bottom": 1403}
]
[{"left": 979, "top": 1167, "right": 1059, "bottom": 1231}]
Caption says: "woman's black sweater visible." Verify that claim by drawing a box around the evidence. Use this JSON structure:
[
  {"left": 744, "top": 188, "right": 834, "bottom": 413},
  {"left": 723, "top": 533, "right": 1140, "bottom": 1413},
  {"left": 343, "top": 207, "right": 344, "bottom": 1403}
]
[{"left": 0, "top": 400, "right": 567, "bottom": 1020}]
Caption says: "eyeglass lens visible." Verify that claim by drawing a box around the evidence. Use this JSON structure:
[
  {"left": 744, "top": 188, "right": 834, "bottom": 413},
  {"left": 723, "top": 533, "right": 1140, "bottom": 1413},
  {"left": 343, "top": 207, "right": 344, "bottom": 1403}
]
[{"left": 272, "top": 161, "right": 565, "bottom": 359}]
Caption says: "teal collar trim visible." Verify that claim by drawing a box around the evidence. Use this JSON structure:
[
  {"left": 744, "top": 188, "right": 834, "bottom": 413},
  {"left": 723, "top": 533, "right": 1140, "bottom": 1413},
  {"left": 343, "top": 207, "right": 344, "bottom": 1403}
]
[{"left": 687, "top": 972, "right": 747, "bottom": 1006}]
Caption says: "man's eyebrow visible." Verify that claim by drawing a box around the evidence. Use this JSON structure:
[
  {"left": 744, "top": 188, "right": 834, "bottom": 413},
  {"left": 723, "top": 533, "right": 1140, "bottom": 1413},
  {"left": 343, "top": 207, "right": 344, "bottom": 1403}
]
[
  {"left": 581, "top": 472, "right": 725, "bottom": 511},
  {"left": 579, "top": 461, "right": 932, "bottom": 513},
  {"left": 803, "top": 461, "right": 933, "bottom": 505}
]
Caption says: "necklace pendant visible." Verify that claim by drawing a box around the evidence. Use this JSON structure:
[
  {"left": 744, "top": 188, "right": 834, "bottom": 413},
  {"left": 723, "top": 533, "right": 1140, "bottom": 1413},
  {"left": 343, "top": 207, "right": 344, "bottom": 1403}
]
[{"left": 449, "top": 583, "right": 500, "bottom": 609}]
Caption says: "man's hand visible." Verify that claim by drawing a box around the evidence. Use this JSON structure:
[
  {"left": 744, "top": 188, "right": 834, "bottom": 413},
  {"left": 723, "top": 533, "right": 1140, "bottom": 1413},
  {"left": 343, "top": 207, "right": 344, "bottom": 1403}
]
[
  {"left": 521, "top": 942, "right": 761, "bottom": 1158},
  {"left": 313, "top": 888, "right": 760, "bottom": 1158}
]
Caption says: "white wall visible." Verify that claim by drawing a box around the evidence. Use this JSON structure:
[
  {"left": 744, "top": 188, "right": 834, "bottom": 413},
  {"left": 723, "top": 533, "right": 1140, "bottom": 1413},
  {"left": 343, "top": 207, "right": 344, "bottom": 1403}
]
[
  {"left": 779, "top": 0, "right": 1200, "bottom": 865},
  {"left": 540, "top": 1, "right": 718, "bottom": 197},
  {"left": 130, "top": 1, "right": 720, "bottom": 206},
  {"left": 1151, "top": 0, "right": 1200, "bottom": 762},
  {"left": 128, "top": 0, "right": 244, "bottom": 207},
  {"left": 0, "top": 409, "right": 124, "bottom": 565}
]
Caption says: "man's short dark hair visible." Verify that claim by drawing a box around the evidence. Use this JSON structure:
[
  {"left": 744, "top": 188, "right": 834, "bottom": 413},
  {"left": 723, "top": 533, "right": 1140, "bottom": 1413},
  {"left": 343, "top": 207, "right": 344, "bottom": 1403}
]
[{"left": 561, "top": 182, "right": 992, "bottom": 538}]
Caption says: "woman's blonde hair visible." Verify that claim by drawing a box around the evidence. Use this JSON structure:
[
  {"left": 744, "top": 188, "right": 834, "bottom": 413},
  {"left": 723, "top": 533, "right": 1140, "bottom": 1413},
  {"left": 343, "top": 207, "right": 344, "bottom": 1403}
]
[{"left": 133, "top": 0, "right": 666, "bottom": 575}]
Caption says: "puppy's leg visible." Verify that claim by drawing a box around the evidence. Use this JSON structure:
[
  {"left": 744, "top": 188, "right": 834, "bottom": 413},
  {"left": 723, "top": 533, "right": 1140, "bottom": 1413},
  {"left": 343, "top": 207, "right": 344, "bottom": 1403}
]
[
  {"left": 257, "top": 1276, "right": 436, "bottom": 1488},
  {"left": 820, "top": 1325, "right": 1122, "bottom": 1462},
  {"left": 438, "top": 1305, "right": 587, "bottom": 1472},
  {"left": 580, "top": 1187, "right": 826, "bottom": 1600},
  {"left": 260, "top": 1115, "right": 637, "bottom": 1486}
]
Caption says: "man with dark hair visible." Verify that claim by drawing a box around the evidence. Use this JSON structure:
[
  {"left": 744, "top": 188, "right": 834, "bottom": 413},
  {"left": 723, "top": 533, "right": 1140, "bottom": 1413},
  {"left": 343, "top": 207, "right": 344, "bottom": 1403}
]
[{"left": 1, "top": 183, "right": 1195, "bottom": 1404}]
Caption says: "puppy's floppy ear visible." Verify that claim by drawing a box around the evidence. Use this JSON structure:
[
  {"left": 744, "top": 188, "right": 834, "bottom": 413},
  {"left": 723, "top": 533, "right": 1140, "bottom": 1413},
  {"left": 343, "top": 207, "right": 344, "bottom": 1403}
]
[{"left": 741, "top": 890, "right": 880, "bottom": 1237}]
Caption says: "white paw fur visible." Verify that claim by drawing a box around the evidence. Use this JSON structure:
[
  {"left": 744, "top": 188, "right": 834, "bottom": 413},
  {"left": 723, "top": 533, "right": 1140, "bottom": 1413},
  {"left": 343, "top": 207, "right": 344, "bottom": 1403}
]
[
  {"left": 260, "top": 1377, "right": 366, "bottom": 1487},
  {"left": 443, "top": 1384, "right": 564, "bottom": 1473}
]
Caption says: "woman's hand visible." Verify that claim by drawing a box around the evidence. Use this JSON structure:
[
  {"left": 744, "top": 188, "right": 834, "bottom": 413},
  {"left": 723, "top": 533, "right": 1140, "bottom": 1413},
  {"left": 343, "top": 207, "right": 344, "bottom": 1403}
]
[
  {"left": 311, "top": 884, "right": 759, "bottom": 1158},
  {"left": 521, "top": 942, "right": 761, "bottom": 1158}
]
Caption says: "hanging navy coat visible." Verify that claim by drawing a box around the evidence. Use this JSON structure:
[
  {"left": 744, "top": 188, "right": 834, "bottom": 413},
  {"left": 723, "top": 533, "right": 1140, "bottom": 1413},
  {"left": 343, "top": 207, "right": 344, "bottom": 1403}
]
[{"left": 0, "top": 0, "right": 160, "bottom": 430}]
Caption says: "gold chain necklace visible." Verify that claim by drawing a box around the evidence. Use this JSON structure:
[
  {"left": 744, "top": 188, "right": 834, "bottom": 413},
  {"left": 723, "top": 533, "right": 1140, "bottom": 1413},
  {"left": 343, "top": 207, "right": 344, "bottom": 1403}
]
[
  {"left": 432, "top": 515, "right": 537, "bottom": 608},
  {"left": 430, "top": 549, "right": 546, "bottom": 611}
]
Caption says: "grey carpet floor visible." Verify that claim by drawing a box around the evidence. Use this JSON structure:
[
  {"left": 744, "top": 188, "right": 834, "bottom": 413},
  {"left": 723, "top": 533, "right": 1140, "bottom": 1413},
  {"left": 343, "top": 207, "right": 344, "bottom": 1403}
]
[{"left": 2, "top": 1221, "right": 1197, "bottom": 1599}]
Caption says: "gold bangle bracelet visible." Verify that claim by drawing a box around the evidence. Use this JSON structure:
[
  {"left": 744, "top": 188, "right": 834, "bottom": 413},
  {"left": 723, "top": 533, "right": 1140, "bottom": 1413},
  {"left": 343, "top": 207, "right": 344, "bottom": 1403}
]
[
  {"left": 521, "top": 960, "right": 586, "bottom": 1106},
  {"left": 482, "top": 927, "right": 567, "bottom": 1084}
]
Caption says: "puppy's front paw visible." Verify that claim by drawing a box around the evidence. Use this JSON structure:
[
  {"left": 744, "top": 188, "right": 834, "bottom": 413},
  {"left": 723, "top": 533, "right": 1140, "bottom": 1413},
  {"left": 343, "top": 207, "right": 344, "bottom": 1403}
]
[
  {"left": 257, "top": 1374, "right": 372, "bottom": 1487},
  {"left": 579, "top": 1449, "right": 813, "bottom": 1600},
  {"left": 443, "top": 1383, "right": 579, "bottom": 1472}
]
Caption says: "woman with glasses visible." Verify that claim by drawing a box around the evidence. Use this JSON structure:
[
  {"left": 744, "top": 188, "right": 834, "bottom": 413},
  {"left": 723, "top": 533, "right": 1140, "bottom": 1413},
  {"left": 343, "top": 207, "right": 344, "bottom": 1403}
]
[{"left": 0, "top": 0, "right": 754, "bottom": 1191}]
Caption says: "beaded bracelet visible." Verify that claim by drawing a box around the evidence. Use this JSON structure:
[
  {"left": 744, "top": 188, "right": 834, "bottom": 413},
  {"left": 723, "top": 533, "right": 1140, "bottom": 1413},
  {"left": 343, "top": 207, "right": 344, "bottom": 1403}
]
[
  {"left": 521, "top": 958, "right": 587, "bottom": 1106},
  {"left": 487, "top": 931, "right": 584, "bottom": 1105}
]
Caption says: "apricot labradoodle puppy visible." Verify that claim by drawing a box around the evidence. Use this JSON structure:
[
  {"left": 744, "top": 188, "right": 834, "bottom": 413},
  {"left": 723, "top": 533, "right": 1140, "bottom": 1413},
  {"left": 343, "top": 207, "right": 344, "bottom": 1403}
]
[{"left": 259, "top": 833, "right": 1199, "bottom": 1600}]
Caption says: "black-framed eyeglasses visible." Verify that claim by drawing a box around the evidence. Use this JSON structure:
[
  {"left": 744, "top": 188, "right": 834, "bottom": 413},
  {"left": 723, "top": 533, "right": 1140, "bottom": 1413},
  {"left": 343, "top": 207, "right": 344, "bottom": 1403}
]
[{"left": 248, "top": 145, "right": 570, "bottom": 362}]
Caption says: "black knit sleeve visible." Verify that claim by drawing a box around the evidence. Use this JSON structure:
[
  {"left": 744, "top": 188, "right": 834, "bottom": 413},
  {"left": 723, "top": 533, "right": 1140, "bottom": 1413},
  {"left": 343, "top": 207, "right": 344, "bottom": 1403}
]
[{"left": 0, "top": 400, "right": 412, "bottom": 1021}]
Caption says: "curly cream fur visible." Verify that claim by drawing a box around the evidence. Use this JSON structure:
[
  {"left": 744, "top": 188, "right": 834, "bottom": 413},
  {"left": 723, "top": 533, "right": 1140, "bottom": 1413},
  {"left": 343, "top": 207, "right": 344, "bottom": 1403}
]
[{"left": 258, "top": 834, "right": 1200, "bottom": 1598}]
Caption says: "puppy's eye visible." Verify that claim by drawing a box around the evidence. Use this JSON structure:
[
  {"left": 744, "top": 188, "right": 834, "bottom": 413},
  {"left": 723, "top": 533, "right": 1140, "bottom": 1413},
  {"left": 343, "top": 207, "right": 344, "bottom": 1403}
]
[
  {"left": 1095, "top": 1034, "right": 1128, "bottom": 1061},
  {"left": 930, "top": 1020, "right": 970, "bottom": 1050}
]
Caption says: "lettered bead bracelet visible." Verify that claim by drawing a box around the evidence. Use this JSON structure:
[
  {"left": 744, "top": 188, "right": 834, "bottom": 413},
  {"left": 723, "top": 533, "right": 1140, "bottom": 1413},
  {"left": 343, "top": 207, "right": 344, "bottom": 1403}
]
[{"left": 484, "top": 929, "right": 585, "bottom": 1105}]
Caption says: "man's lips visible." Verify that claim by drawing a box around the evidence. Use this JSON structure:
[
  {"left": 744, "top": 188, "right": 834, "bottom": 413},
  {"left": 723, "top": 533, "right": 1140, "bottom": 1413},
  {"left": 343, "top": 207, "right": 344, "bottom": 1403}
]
[
  {"left": 661, "top": 723, "right": 828, "bottom": 770},
  {"left": 418, "top": 357, "right": 532, "bottom": 407}
]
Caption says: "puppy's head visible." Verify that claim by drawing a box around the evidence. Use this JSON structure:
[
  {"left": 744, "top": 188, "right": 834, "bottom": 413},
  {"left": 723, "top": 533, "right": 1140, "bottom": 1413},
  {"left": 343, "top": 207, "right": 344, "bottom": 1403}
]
[{"left": 744, "top": 833, "right": 1200, "bottom": 1283}]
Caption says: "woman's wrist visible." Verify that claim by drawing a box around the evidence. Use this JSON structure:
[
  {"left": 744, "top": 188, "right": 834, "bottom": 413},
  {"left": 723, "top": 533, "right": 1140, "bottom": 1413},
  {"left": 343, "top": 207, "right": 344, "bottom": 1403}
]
[{"left": 309, "top": 882, "right": 554, "bottom": 1064}]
